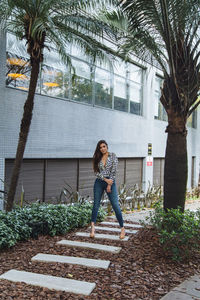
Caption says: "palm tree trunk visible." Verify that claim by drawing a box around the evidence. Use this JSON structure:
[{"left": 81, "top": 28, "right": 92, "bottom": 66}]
[
  {"left": 164, "top": 132, "right": 188, "bottom": 212},
  {"left": 6, "top": 59, "right": 40, "bottom": 212}
]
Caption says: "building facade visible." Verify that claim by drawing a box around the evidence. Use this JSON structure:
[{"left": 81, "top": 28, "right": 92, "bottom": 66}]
[{"left": 0, "top": 31, "right": 199, "bottom": 207}]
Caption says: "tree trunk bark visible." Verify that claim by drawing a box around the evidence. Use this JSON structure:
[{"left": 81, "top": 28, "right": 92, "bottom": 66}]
[
  {"left": 164, "top": 132, "right": 188, "bottom": 212},
  {"left": 6, "top": 59, "right": 40, "bottom": 212}
]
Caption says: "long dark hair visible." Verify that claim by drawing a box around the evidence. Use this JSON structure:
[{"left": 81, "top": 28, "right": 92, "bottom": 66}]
[{"left": 93, "top": 140, "right": 108, "bottom": 172}]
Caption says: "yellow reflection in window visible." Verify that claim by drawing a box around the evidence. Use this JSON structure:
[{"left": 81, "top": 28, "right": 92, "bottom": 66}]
[
  {"left": 43, "top": 82, "right": 59, "bottom": 87},
  {"left": 7, "top": 73, "right": 28, "bottom": 80},
  {"left": 7, "top": 58, "right": 29, "bottom": 66}
]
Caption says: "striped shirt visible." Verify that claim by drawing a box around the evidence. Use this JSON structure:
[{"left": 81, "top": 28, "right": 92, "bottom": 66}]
[{"left": 95, "top": 152, "right": 118, "bottom": 181}]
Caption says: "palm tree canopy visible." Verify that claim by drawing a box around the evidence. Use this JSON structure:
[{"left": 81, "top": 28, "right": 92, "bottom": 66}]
[
  {"left": 0, "top": 0, "right": 120, "bottom": 69},
  {"left": 105, "top": 0, "right": 200, "bottom": 118}
]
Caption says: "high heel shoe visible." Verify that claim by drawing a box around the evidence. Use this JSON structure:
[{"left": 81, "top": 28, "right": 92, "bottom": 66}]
[
  {"left": 119, "top": 227, "right": 125, "bottom": 239},
  {"left": 90, "top": 225, "right": 95, "bottom": 238}
]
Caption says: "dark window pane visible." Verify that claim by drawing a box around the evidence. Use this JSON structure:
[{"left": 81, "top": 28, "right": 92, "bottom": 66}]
[
  {"left": 130, "top": 101, "right": 141, "bottom": 115},
  {"left": 114, "top": 96, "right": 128, "bottom": 112}
]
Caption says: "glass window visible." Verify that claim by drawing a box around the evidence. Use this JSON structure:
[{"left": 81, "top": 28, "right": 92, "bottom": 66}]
[
  {"left": 127, "top": 63, "right": 143, "bottom": 116},
  {"left": 6, "top": 52, "right": 31, "bottom": 91},
  {"left": 129, "top": 63, "right": 143, "bottom": 84},
  {"left": 114, "top": 75, "right": 128, "bottom": 112},
  {"left": 71, "top": 59, "right": 93, "bottom": 104},
  {"left": 129, "top": 81, "right": 142, "bottom": 115},
  {"left": 71, "top": 44, "right": 91, "bottom": 63},
  {"left": 41, "top": 49, "right": 68, "bottom": 98},
  {"left": 94, "top": 67, "right": 112, "bottom": 108},
  {"left": 154, "top": 76, "right": 167, "bottom": 121},
  {"left": 6, "top": 33, "right": 32, "bottom": 91},
  {"left": 113, "top": 58, "right": 127, "bottom": 77},
  {"left": 7, "top": 32, "right": 28, "bottom": 58}
]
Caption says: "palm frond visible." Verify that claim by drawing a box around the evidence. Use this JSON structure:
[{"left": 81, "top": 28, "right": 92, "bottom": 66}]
[{"left": 2, "top": 0, "right": 122, "bottom": 68}]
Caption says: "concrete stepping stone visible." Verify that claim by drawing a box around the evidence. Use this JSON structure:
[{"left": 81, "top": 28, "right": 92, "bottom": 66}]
[
  {"left": 94, "top": 226, "right": 138, "bottom": 234},
  {"left": 31, "top": 253, "right": 110, "bottom": 269},
  {"left": 160, "top": 275, "right": 200, "bottom": 299},
  {"left": 76, "top": 232, "right": 129, "bottom": 241},
  {"left": 101, "top": 221, "right": 143, "bottom": 228},
  {"left": 0, "top": 269, "right": 95, "bottom": 295},
  {"left": 57, "top": 240, "right": 121, "bottom": 253}
]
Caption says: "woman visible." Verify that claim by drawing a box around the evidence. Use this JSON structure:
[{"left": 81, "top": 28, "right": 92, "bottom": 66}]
[{"left": 90, "top": 140, "right": 125, "bottom": 239}]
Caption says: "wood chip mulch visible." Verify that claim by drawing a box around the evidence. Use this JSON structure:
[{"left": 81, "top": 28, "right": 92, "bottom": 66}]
[{"left": 0, "top": 218, "right": 200, "bottom": 300}]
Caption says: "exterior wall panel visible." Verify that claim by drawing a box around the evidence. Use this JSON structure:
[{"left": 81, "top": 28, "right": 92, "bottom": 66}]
[
  {"left": 153, "top": 158, "right": 165, "bottom": 186},
  {"left": 79, "top": 158, "right": 95, "bottom": 197},
  {"left": 45, "top": 159, "right": 77, "bottom": 202},
  {"left": 5, "top": 159, "right": 43, "bottom": 203},
  {"left": 125, "top": 158, "right": 143, "bottom": 188},
  {"left": 116, "top": 158, "right": 125, "bottom": 188}
]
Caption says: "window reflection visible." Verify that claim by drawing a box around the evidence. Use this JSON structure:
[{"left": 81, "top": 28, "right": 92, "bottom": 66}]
[
  {"left": 129, "top": 81, "right": 142, "bottom": 115},
  {"left": 129, "top": 64, "right": 143, "bottom": 84},
  {"left": 127, "top": 63, "right": 143, "bottom": 115},
  {"left": 114, "top": 76, "right": 128, "bottom": 112},
  {"left": 6, "top": 52, "right": 31, "bottom": 91},
  {"left": 95, "top": 67, "right": 112, "bottom": 109},
  {"left": 41, "top": 49, "right": 68, "bottom": 98},
  {"left": 71, "top": 59, "right": 93, "bottom": 104},
  {"left": 41, "top": 65, "right": 66, "bottom": 98}
]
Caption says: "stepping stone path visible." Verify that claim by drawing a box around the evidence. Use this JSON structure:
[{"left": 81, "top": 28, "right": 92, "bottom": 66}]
[
  {"left": 94, "top": 226, "right": 138, "bottom": 234},
  {"left": 101, "top": 221, "right": 143, "bottom": 228},
  {"left": 57, "top": 239, "right": 122, "bottom": 253},
  {"left": 31, "top": 253, "right": 110, "bottom": 269},
  {"left": 0, "top": 220, "right": 140, "bottom": 296},
  {"left": 76, "top": 232, "right": 130, "bottom": 241},
  {"left": 0, "top": 269, "right": 95, "bottom": 296}
]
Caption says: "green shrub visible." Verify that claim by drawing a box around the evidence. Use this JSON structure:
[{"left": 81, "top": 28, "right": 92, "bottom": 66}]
[
  {"left": 0, "top": 221, "right": 17, "bottom": 249},
  {"left": 144, "top": 206, "right": 200, "bottom": 261},
  {"left": 0, "top": 202, "right": 106, "bottom": 249}
]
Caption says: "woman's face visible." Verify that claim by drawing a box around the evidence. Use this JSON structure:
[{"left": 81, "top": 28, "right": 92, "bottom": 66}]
[{"left": 99, "top": 143, "right": 108, "bottom": 154}]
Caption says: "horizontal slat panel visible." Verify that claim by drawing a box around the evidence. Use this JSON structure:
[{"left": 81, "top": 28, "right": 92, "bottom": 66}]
[
  {"left": 5, "top": 159, "right": 43, "bottom": 203},
  {"left": 153, "top": 158, "right": 164, "bottom": 186},
  {"left": 125, "top": 158, "right": 143, "bottom": 188},
  {"left": 79, "top": 159, "right": 95, "bottom": 197},
  {"left": 45, "top": 159, "right": 77, "bottom": 202},
  {"left": 116, "top": 159, "right": 125, "bottom": 188},
  {"left": 161, "top": 159, "right": 165, "bottom": 186}
]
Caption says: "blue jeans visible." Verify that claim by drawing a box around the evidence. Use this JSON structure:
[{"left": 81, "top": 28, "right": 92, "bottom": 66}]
[{"left": 91, "top": 178, "right": 124, "bottom": 227}]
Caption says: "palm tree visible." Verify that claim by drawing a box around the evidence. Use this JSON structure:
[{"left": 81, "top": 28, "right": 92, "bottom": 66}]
[
  {"left": 104, "top": 0, "right": 200, "bottom": 211},
  {"left": 0, "top": 0, "right": 119, "bottom": 212}
]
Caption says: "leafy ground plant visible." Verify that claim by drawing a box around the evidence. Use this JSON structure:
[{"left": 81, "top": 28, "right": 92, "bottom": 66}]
[
  {"left": 0, "top": 202, "right": 106, "bottom": 249},
  {"left": 143, "top": 206, "right": 200, "bottom": 261}
]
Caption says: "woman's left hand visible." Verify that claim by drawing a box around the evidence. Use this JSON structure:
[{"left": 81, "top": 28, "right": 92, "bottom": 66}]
[{"left": 106, "top": 184, "right": 111, "bottom": 193}]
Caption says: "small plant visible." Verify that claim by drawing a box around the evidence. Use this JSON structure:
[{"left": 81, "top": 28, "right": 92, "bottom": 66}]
[
  {"left": 58, "top": 182, "right": 91, "bottom": 205},
  {"left": 186, "top": 186, "right": 200, "bottom": 201},
  {"left": 144, "top": 206, "right": 200, "bottom": 261},
  {"left": 118, "top": 184, "right": 131, "bottom": 211},
  {"left": 144, "top": 183, "right": 162, "bottom": 208},
  {"left": 129, "top": 184, "right": 144, "bottom": 210}
]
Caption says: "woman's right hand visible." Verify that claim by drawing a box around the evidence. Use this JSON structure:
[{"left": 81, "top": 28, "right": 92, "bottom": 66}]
[{"left": 105, "top": 178, "right": 113, "bottom": 185}]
